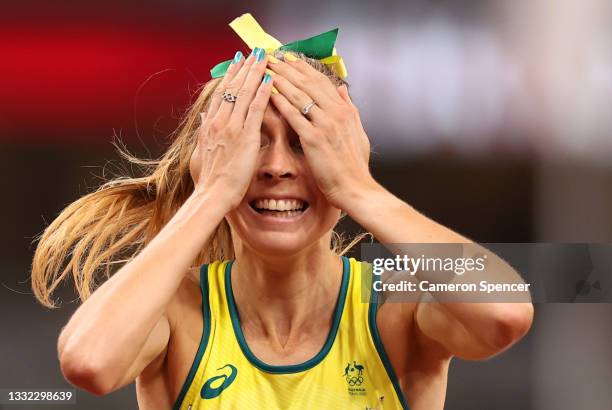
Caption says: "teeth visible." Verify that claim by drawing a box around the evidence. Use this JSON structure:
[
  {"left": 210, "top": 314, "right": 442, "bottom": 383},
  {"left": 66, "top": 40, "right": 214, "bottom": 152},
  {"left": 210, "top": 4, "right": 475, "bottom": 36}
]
[
  {"left": 254, "top": 198, "right": 305, "bottom": 211},
  {"left": 260, "top": 210, "right": 298, "bottom": 218}
]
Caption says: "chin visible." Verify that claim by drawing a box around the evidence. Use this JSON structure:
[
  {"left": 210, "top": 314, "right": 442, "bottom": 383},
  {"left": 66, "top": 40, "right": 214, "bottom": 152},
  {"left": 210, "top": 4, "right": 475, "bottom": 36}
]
[{"left": 243, "top": 231, "right": 315, "bottom": 256}]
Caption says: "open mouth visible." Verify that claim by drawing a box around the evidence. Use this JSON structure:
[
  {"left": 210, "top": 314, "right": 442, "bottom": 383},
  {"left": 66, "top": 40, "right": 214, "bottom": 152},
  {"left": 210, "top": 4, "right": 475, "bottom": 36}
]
[{"left": 249, "top": 198, "right": 310, "bottom": 218}]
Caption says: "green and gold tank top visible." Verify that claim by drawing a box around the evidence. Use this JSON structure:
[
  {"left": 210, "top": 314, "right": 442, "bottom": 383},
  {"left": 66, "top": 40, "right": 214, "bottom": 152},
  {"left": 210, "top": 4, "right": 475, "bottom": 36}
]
[{"left": 173, "top": 256, "right": 409, "bottom": 409}]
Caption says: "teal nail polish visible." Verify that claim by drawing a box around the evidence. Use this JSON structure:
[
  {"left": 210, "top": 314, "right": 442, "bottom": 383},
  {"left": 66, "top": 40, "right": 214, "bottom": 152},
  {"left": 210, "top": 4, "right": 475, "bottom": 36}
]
[
  {"left": 232, "top": 51, "right": 243, "bottom": 64},
  {"left": 250, "top": 47, "right": 260, "bottom": 56},
  {"left": 263, "top": 73, "right": 271, "bottom": 84},
  {"left": 256, "top": 48, "right": 265, "bottom": 62}
]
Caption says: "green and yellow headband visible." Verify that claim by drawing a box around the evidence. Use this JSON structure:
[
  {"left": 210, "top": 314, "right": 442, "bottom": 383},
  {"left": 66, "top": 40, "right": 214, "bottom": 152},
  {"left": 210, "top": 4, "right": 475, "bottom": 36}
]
[{"left": 210, "top": 13, "right": 347, "bottom": 80}]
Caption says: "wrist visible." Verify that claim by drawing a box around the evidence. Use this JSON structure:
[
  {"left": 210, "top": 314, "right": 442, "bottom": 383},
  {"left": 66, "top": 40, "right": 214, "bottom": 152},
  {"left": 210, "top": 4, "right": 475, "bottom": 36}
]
[
  {"left": 333, "top": 176, "right": 387, "bottom": 215},
  {"left": 192, "top": 181, "right": 244, "bottom": 211},
  {"left": 188, "top": 188, "right": 232, "bottom": 219}
]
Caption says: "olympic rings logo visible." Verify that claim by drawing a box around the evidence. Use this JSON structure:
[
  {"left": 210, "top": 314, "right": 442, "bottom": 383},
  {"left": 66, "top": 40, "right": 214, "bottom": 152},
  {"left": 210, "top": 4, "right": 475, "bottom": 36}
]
[
  {"left": 346, "top": 376, "right": 364, "bottom": 386},
  {"left": 343, "top": 361, "right": 366, "bottom": 388}
]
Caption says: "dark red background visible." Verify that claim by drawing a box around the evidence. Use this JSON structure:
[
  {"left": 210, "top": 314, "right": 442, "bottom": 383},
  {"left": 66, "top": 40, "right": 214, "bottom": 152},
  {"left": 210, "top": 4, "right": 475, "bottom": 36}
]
[{"left": 1, "top": 3, "right": 248, "bottom": 141}]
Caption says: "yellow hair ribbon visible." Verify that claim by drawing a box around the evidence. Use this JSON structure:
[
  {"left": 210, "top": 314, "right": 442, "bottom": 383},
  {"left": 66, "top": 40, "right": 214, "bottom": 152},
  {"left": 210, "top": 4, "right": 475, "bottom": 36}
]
[
  {"left": 211, "top": 13, "right": 348, "bottom": 80},
  {"left": 229, "top": 13, "right": 282, "bottom": 53}
]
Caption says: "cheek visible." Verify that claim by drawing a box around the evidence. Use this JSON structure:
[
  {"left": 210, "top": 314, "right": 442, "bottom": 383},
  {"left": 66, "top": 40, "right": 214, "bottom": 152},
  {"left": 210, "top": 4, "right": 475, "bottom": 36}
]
[
  {"left": 306, "top": 180, "right": 341, "bottom": 232},
  {"left": 315, "top": 203, "right": 343, "bottom": 231}
]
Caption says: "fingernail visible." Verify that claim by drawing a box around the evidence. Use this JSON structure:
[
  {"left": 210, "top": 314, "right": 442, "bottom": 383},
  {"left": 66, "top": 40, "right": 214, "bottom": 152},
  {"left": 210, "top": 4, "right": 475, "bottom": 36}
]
[
  {"left": 265, "top": 68, "right": 274, "bottom": 76},
  {"left": 232, "top": 51, "right": 243, "bottom": 64},
  {"left": 250, "top": 47, "right": 260, "bottom": 56},
  {"left": 271, "top": 86, "right": 279, "bottom": 94},
  {"left": 256, "top": 48, "right": 266, "bottom": 62},
  {"left": 263, "top": 73, "right": 271, "bottom": 84},
  {"left": 283, "top": 52, "right": 298, "bottom": 62},
  {"left": 268, "top": 54, "right": 280, "bottom": 64}
]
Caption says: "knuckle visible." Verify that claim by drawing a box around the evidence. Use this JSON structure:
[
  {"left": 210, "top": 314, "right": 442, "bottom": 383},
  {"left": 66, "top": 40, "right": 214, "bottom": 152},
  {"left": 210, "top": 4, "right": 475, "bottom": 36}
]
[
  {"left": 226, "top": 79, "right": 240, "bottom": 92},
  {"left": 317, "top": 72, "right": 332, "bottom": 85},
  {"left": 212, "top": 88, "right": 225, "bottom": 99},
  {"left": 208, "top": 120, "right": 223, "bottom": 135},
  {"left": 291, "top": 91, "right": 303, "bottom": 102},
  {"left": 309, "top": 129, "right": 324, "bottom": 142},
  {"left": 294, "top": 76, "right": 307, "bottom": 89},
  {"left": 339, "top": 104, "right": 353, "bottom": 116},
  {"left": 318, "top": 116, "right": 333, "bottom": 130},
  {"left": 226, "top": 122, "right": 241, "bottom": 137},
  {"left": 256, "top": 85, "right": 268, "bottom": 95},
  {"left": 335, "top": 106, "right": 353, "bottom": 122},
  {"left": 237, "top": 87, "right": 252, "bottom": 99},
  {"left": 249, "top": 99, "right": 265, "bottom": 112},
  {"left": 327, "top": 109, "right": 343, "bottom": 124}
]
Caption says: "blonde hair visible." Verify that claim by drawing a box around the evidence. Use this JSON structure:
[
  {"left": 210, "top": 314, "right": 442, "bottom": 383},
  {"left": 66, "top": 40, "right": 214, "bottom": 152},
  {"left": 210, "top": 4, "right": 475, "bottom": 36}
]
[{"left": 30, "top": 51, "right": 370, "bottom": 308}]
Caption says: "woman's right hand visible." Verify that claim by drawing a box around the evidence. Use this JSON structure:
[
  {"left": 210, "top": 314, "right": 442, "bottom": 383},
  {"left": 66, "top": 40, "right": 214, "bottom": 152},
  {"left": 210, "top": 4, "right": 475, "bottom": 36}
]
[
  {"left": 190, "top": 48, "right": 273, "bottom": 209},
  {"left": 57, "top": 50, "right": 274, "bottom": 396}
]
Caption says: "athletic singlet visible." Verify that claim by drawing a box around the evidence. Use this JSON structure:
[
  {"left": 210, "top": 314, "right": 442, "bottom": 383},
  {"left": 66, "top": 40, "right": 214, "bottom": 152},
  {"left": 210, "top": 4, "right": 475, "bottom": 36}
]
[{"left": 173, "top": 256, "right": 409, "bottom": 409}]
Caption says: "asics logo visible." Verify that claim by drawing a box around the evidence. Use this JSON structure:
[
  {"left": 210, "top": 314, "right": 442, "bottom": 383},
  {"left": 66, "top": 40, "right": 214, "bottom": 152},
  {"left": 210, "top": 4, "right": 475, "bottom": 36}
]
[{"left": 201, "top": 364, "right": 238, "bottom": 399}]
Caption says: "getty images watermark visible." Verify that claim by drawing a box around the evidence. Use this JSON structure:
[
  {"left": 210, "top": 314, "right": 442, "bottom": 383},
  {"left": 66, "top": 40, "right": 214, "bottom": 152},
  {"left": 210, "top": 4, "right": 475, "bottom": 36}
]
[
  {"left": 371, "top": 253, "right": 531, "bottom": 294},
  {"left": 360, "top": 243, "right": 611, "bottom": 303}
]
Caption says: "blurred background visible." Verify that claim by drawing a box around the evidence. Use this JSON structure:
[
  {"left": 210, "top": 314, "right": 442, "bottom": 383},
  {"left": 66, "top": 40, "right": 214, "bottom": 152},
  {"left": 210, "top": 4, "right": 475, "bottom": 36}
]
[{"left": 2, "top": 0, "right": 611, "bottom": 409}]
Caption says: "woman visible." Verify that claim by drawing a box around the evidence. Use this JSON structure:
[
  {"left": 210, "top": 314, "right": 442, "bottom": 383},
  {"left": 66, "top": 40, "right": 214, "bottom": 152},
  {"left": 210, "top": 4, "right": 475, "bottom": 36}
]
[{"left": 31, "top": 16, "right": 533, "bottom": 410}]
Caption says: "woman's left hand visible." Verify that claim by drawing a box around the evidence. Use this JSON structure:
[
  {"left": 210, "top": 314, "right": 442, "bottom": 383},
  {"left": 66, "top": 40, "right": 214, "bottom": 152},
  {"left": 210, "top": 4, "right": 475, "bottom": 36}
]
[{"left": 267, "top": 53, "right": 376, "bottom": 209}]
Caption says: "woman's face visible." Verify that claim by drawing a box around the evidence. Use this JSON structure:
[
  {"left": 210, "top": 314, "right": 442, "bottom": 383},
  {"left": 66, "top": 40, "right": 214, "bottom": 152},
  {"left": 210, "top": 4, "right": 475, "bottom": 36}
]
[{"left": 225, "top": 104, "right": 341, "bottom": 256}]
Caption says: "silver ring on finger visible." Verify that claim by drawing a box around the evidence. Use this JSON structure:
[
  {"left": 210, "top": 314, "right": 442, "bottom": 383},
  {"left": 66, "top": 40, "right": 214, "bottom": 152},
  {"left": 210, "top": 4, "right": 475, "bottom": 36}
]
[
  {"left": 301, "top": 100, "right": 316, "bottom": 116},
  {"left": 222, "top": 90, "right": 238, "bottom": 103}
]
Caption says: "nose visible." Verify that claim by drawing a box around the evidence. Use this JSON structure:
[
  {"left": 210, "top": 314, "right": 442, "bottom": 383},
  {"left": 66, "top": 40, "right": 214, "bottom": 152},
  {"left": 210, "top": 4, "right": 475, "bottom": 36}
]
[{"left": 257, "top": 139, "right": 298, "bottom": 181}]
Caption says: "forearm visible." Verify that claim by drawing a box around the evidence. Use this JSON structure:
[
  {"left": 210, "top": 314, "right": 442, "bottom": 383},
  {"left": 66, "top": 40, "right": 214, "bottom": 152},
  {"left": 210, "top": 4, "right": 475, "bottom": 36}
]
[
  {"left": 59, "top": 190, "right": 228, "bottom": 379},
  {"left": 342, "top": 178, "right": 467, "bottom": 244},
  {"left": 343, "top": 178, "right": 533, "bottom": 347}
]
